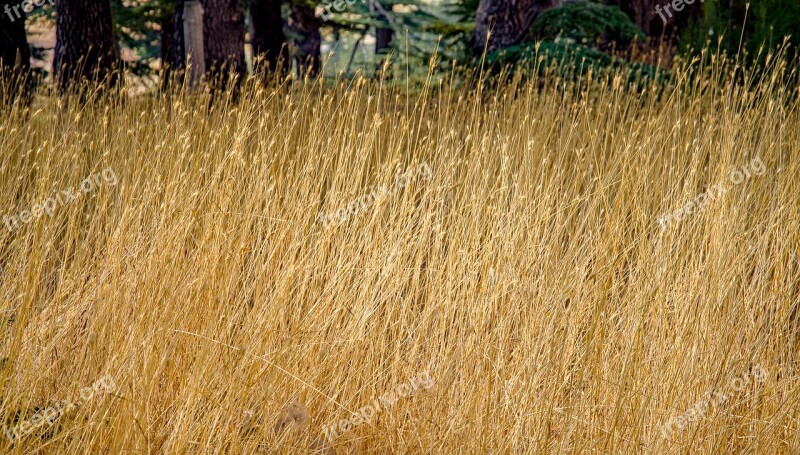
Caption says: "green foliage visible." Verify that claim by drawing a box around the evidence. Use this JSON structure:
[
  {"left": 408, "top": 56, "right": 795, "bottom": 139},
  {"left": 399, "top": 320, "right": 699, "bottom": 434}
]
[
  {"left": 486, "top": 40, "right": 670, "bottom": 88},
  {"left": 22, "top": 0, "right": 168, "bottom": 76},
  {"left": 678, "top": 0, "right": 800, "bottom": 63},
  {"left": 421, "top": 0, "right": 478, "bottom": 63},
  {"left": 319, "top": 0, "right": 463, "bottom": 76},
  {"left": 488, "top": 3, "right": 668, "bottom": 90},
  {"left": 110, "top": 0, "right": 172, "bottom": 74},
  {"left": 525, "top": 1, "right": 644, "bottom": 49},
  {"left": 488, "top": 41, "right": 611, "bottom": 73}
]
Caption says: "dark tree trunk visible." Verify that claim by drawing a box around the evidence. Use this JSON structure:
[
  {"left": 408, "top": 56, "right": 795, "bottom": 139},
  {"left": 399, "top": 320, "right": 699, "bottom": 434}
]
[
  {"left": 613, "top": 0, "right": 653, "bottom": 35},
  {"left": 201, "top": 0, "right": 245, "bottom": 81},
  {"left": 374, "top": 26, "right": 392, "bottom": 75},
  {"left": 472, "top": 0, "right": 560, "bottom": 56},
  {"left": 53, "top": 0, "right": 119, "bottom": 90},
  {"left": 160, "top": 0, "right": 186, "bottom": 92},
  {"left": 171, "top": 0, "right": 186, "bottom": 68},
  {"left": 0, "top": 0, "right": 31, "bottom": 102},
  {"left": 250, "top": 0, "right": 288, "bottom": 75},
  {"left": 375, "top": 27, "right": 392, "bottom": 54},
  {"left": 159, "top": 2, "right": 179, "bottom": 90},
  {"left": 161, "top": 6, "right": 177, "bottom": 68},
  {"left": 288, "top": 4, "right": 321, "bottom": 77}
]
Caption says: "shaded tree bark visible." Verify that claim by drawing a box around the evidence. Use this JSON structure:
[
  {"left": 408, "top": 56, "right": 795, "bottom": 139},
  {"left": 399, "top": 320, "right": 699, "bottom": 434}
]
[
  {"left": 159, "top": 1, "right": 179, "bottom": 90},
  {"left": 371, "top": 0, "right": 394, "bottom": 71},
  {"left": 288, "top": 4, "right": 321, "bottom": 77},
  {"left": 250, "top": 0, "right": 288, "bottom": 75},
  {"left": 374, "top": 26, "right": 392, "bottom": 75},
  {"left": 472, "top": 0, "right": 560, "bottom": 56},
  {"left": 159, "top": 0, "right": 190, "bottom": 92},
  {"left": 606, "top": 0, "right": 703, "bottom": 38},
  {"left": 201, "top": 0, "right": 245, "bottom": 81},
  {"left": 612, "top": 0, "right": 654, "bottom": 35},
  {"left": 375, "top": 27, "right": 392, "bottom": 54},
  {"left": 53, "top": 0, "right": 119, "bottom": 90},
  {"left": 171, "top": 0, "right": 186, "bottom": 68},
  {"left": 0, "top": 0, "right": 31, "bottom": 102},
  {"left": 160, "top": 4, "right": 177, "bottom": 68}
]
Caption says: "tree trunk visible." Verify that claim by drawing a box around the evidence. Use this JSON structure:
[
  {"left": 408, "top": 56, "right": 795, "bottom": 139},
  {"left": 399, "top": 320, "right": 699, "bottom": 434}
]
[
  {"left": 201, "top": 0, "right": 245, "bottom": 81},
  {"left": 159, "top": 2, "right": 178, "bottom": 90},
  {"left": 375, "top": 27, "right": 392, "bottom": 54},
  {"left": 53, "top": 0, "right": 119, "bottom": 90},
  {"left": 250, "top": 0, "right": 288, "bottom": 75},
  {"left": 288, "top": 4, "right": 321, "bottom": 77},
  {"left": 184, "top": 1, "right": 206, "bottom": 87},
  {"left": 160, "top": 0, "right": 186, "bottom": 91},
  {"left": 613, "top": 0, "right": 653, "bottom": 36},
  {"left": 472, "top": 0, "right": 560, "bottom": 56},
  {"left": 374, "top": 26, "right": 392, "bottom": 75},
  {"left": 0, "top": 0, "right": 31, "bottom": 102},
  {"left": 161, "top": 4, "right": 177, "bottom": 69},
  {"left": 171, "top": 0, "right": 186, "bottom": 68}
]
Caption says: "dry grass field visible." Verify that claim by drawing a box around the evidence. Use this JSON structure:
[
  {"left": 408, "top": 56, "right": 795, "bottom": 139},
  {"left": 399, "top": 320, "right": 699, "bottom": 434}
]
[{"left": 1, "top": 52, "right": 799, "bottom": 454}]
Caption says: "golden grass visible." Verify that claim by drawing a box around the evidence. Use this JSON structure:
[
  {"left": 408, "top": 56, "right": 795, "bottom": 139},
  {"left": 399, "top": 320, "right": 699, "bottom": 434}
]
[{"left": 0, "top": 53, "right": 799, "bottom": 454}]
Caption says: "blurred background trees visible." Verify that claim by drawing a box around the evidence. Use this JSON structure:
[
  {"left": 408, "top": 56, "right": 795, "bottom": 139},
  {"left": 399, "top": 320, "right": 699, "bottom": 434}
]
[
  {"left": 0, "top": 0, "right": 31, "bottom": 102},
  {"left": 472, "top": 0, "right": 560, "bottom": 55},
  {"left": 288, "top": 1, "right": 321, "bottom": 76},
  {"left": 678, "top": 0, "right": 800, "bottom": 62},
  {"left": 0, "top": 0, "right": 798, "bottom": 100}
]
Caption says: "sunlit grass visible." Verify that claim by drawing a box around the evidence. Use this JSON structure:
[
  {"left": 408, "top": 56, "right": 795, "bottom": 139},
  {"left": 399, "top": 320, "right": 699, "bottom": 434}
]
[{"left": 0, "top": 51, "right": 799, "bottom": 453}]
